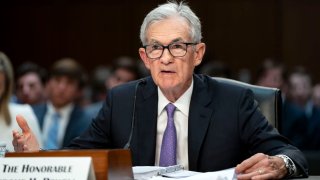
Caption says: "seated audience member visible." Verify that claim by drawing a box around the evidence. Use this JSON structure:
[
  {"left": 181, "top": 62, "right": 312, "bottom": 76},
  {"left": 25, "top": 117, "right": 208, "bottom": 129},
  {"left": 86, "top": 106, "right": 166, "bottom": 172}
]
[
  {"left": 0, "top": 52, "right": 43, "bottom": 151},
  {"left": 90, "top": 66, "right": 112, "bottom": 103},
  {"left": 31, "top": 58, "right": 91, "bottom": 149},
  {"left": 198, "top": 60, "right": 231, "bottom": 78},
  {"left": 15, "top": 62, "right": 48, "bottom": 105},
  {"left": 256, "top": 58, "right": 287, "bottom": 92},
  {"left": 107, "top": 56, "right": 141, "bottom": 89},
  {"left": 84, "top": 66, "right": 112, "bottom": 118},
  {"left": 288, "top": 67, "right": 313, "bottom": 111},
  {"left": 86, "top": 56, "right": 140, "bottom": 118},
  {"left": 255, "top": 59, "right": 308, "bottom": 149},
  {"left": 312, "top": 83, "right": 320, "bottom": 109},
  {"left": 13, "top": 1, "right": 308, "bottom": 179},
  {"left": 288, "top": 67, "right": 320, "bottom": 150}
]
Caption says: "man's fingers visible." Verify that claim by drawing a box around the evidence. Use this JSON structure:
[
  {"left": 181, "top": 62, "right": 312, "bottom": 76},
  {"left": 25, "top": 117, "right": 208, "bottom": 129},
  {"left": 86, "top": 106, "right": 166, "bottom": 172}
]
[
  {"left": 237, "top": 170, "right": 259, "bottom": 180},
  {"left": 16, "top": 115, "right": 31, "bottom": 133},
  {"left": 12, "top": 128, "right": 27, "bottom": 152},
  {"left": 237, "top": 155, "right": 288, "bottom": 180},
  {"left": 243, "top": 155, "right": 270, "bottom": 173},
  {"left": 12, "top": 130, "right": 20, "bottom": 138},
  {"left": 23, "top": 144, "right": 29, "bottom": 151},
  {"left": 251, "top": 173, "right": 277, "bottom": 180},
  {"left": 236, "top": 153, "right": 267, "bottom": 173}
]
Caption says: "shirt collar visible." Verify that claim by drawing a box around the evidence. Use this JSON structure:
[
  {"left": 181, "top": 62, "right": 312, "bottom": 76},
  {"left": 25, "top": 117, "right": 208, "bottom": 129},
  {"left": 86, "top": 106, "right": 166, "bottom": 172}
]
[
  {"left": 157, "top": 79, "right": 194, "bottom": 116},
  {"left": 47, "top": 102, "right": 74, "bottom": 118}
]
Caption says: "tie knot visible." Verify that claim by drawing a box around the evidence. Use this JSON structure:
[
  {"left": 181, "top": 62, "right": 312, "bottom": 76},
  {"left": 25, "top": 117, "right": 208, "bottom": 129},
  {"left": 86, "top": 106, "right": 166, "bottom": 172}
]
[
  {"left": 52, "top": 112, "right": 61, "bottom": 120},
  {"left": 166, "top": 103, "right": 176, "bottom": 118}
]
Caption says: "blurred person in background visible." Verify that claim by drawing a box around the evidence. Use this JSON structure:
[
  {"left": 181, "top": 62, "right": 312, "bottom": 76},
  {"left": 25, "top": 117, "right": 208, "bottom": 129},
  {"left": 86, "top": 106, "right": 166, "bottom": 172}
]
[
  {"left": 198, "top": 60, "right": 231, "bottom": 78},
  {"left": 84, "top": 66, "right": 112, "bottom": 118},
  {"left": 106, "top": 56, "right": 141, "bottom": 89},
  {"left": 255, "top": 59, "right": 308, "bottom": 149},
  {"left": 288, "top": 67, "right": 313, "bottom": 110},
  {"left": 15, "top": 62, "right": 48, "bottom": 105},
  {"left": 0, "top": 51, "right": 43, "bottom": 151},
  {"left": 287, "top": 67, "right": 320, "bottom": 150},
  {"left": 90, "top": 66, "right": 112, "bottom": 103},
  {"left": 32, "top": 58, "right": 91, "bottom": 149},
  {"left": 78, "top": 66, "right": 112, "bottom": 107},
  {"left": 313, "top": 83, "right": 320, "bottom": 108},
  {"left": 256, "top": 58, "right": 288, "bottom": 96},
  {"left": 86, "top": 56, "right": 141, "bottom": 118}
]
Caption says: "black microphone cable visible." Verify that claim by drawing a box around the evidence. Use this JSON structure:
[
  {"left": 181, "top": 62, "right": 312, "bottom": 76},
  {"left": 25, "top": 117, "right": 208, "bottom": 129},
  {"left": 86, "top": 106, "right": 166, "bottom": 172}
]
[{"left": 123, "top": 78, "right": 146, "bottom": 149}]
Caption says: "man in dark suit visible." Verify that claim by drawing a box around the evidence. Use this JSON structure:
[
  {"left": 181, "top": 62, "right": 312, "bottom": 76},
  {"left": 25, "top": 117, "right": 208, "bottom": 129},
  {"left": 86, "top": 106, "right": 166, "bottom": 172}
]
[
  {"left": 32, "top": 58, "right": 91, "bottom": 149},
  {"left": 13, "top": 1, "right": 307, "bottom": 179}
]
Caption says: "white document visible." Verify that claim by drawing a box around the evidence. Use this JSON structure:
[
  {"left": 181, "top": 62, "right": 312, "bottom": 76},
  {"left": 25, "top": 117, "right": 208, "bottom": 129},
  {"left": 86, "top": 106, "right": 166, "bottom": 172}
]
[
  {"left": 133, "top": 166, "right": 164, "bottom": 180},
  {"left": 133, "top": 165, "right": 191, "bottom": 180},
  {"left": 133, "top": 166, "right": 236, "bottom": 180}
]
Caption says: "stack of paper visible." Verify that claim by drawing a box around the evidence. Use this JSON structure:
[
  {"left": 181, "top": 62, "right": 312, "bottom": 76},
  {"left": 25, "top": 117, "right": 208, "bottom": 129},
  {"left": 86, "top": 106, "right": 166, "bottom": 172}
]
[{"left": 133, "top": 166, "right": 236, "bottom": 180}]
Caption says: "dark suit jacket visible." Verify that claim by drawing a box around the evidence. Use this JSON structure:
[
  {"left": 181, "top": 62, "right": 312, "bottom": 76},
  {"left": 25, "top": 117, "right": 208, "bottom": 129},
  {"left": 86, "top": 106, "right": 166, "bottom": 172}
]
[
  {"left": 68, "top": 74, "right": 308, "bottom": 176},
  {"left": 32, "top": 103, "right": 91, "bottom": 147}
]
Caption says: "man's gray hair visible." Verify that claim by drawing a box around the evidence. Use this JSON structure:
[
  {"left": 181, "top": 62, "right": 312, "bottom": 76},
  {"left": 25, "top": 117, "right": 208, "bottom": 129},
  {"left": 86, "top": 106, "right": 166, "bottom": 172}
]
[{"left": 140, "top": 1, "right": 202, "bottom": 45}]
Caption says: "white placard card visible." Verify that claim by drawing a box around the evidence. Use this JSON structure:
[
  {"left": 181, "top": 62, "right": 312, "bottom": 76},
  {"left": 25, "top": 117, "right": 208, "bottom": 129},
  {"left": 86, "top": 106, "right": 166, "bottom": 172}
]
[{"left": 0, "top": 157, "right": 96, "bottom": 180}]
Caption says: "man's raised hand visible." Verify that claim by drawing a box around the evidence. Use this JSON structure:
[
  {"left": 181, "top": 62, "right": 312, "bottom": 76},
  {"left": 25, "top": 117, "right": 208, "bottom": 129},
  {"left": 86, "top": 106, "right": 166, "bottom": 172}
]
[{"left": 12, "top": 115, "right": 40, "bottom": 152}]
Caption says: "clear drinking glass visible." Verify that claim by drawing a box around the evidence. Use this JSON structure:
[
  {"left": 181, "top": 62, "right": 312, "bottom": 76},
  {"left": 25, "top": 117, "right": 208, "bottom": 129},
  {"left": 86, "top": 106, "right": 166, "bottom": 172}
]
[{"left": 0, "top": 142, "right": 7, "bottom": 157}]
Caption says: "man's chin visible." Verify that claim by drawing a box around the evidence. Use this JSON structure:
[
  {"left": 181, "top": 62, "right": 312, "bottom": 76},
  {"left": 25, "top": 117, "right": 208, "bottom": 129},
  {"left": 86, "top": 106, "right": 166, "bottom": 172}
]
[
  {"left": 52, "top": 101, "right": 70, "bottom": 108},
  {"left": 159, "top": 83, "right": 181, "bottom": 92}
]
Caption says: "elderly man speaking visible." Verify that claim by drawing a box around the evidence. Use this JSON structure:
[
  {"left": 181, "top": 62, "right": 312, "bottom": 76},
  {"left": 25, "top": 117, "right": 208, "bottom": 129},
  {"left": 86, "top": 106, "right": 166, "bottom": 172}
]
[{"left": 13, "top": 1, "right": 308, "bottom": 179}]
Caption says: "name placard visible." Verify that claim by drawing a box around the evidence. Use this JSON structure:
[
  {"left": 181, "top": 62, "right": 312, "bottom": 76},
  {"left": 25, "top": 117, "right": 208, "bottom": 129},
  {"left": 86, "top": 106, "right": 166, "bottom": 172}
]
[{"left": 0, "top": 157, "right": 95, "bottom": 180}]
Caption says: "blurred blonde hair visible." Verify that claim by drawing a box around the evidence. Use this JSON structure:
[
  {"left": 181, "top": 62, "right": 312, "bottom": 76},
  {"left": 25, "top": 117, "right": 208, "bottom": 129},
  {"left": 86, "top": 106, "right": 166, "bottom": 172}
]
[{"left": 0, "top": 51, "right": 14, "bottom": 125}]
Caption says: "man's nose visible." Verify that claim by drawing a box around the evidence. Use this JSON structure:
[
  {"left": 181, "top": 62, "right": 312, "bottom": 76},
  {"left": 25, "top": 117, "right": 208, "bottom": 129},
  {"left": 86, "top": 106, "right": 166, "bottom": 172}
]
[
  {"left": 160, "top": 48, "right": 173, "bottom": 64},
  {"left": 22, "top": 86, "right": 30, "bottom": 94},
  {"left": 57, "top": 82, "right": 67, "bottom": 90}
]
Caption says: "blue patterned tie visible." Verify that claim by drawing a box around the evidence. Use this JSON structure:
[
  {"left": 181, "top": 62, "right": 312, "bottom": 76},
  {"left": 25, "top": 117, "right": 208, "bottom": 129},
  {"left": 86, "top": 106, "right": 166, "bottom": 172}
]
[
  {"left": 45, "top": 112, "right": 61, "bottom": 149},
  {"left": 159, "top": 103, "right": 177, "bottom": 166}
]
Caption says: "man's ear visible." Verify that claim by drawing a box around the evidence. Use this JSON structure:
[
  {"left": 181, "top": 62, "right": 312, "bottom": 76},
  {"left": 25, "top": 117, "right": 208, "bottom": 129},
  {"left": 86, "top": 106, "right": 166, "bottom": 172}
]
[
  {"left": 139, "top": 47, "right": 151, "bottom": 70},
  {"left": 193, "top": 43, "right": 206, "bottom": 67}
]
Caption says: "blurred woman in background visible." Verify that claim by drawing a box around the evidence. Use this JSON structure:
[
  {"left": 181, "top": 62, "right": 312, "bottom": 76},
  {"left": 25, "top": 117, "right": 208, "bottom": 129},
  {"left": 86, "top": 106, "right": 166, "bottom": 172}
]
[{"left": 0, "top": 51, "right": 43, "bottom": 151}]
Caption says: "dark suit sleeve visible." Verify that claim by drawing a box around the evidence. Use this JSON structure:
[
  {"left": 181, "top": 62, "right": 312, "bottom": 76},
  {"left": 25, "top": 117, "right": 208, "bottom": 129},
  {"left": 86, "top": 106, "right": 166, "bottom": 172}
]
[
  {"left": 238, "top": 89, "right": 308, "bottom": 177},
  {"left": 66, "top": 91, "right": 114, "bottom": 149}
]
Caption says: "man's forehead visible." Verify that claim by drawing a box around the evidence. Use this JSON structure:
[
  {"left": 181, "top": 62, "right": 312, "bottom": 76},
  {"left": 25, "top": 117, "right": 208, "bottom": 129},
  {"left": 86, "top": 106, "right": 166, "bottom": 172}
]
[{"left": 145, "top": 17, "right": 191, "bottom": 44}]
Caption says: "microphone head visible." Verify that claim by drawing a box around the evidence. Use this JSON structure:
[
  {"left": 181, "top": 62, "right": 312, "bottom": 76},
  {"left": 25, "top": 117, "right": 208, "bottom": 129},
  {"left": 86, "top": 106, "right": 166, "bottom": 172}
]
[{"left": 139, "top": 78, "right": 147, "bottom": 85}]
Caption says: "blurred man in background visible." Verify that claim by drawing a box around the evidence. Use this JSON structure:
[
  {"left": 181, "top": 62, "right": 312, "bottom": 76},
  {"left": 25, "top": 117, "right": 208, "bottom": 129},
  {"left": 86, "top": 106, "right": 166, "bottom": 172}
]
[
  {"left": 85, "top": 56, "right": 141, "bottom": 118},
  {"left": 32, "top": 58, "right": 91, "bottom": 149},
  {"left": 256, "top": 58, "right": 287, "bottom": 94},
  {"left": 287, "top": 67, "right": 320, "bottom": 150},
  {"left": 312, "top": 84, "right": 320, "bottom": 108},
  {"left": 15, "top": 62, "right": 48, "bottom": 105}
]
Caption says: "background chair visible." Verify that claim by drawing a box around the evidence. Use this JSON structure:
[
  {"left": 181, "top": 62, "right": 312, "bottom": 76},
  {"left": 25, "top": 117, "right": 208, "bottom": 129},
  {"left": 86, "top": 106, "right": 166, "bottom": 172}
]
[
  {"left": 212, "top": 77, "right": 282, "bottom": 130},
  {"left": 213, "top": 77, "right": 320, "bottom": 175}
]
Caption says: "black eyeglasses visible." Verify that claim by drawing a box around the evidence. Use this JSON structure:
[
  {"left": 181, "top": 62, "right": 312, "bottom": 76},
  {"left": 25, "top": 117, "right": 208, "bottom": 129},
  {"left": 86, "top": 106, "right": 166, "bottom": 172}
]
[{"left": 143, "top": 42, "right": 198, "bottom": 59}]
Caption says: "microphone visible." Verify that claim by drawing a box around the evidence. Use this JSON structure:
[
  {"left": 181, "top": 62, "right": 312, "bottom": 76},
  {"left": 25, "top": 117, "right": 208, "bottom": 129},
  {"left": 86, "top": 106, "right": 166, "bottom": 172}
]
[{"left": 123, "top": 78, "right": 146, "bottom": 149}]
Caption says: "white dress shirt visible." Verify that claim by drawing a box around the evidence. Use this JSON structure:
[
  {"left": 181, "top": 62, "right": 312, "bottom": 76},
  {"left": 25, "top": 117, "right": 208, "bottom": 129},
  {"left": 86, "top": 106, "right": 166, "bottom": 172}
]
[
  {"left": 43, "top": 102, "right": 74, "bottom": 148},
  {"left": 155, "top": 80, "right": 193, "bottom": 170}
]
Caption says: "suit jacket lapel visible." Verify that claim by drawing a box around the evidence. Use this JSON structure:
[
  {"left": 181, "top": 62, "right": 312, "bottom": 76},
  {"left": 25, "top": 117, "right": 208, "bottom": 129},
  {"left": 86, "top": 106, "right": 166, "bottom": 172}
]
[
  {"left": 188, "top": 75, "right": 216, "bottom": 171},
  {"left": 38, "top": 104, "right": 48, "bottom": 130}
]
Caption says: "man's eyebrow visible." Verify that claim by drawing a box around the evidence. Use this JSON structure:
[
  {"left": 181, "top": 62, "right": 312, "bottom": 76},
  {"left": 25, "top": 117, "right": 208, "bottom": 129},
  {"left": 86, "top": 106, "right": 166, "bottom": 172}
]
[
  {"left": 148, "top": 38, "right": 184, "bottom": 44},
  {"left": 149, "top": 39, "right": 160, "bottom": 44},
  {"left": 171, "top": 38, "right": 183, "bottom": 43}
]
